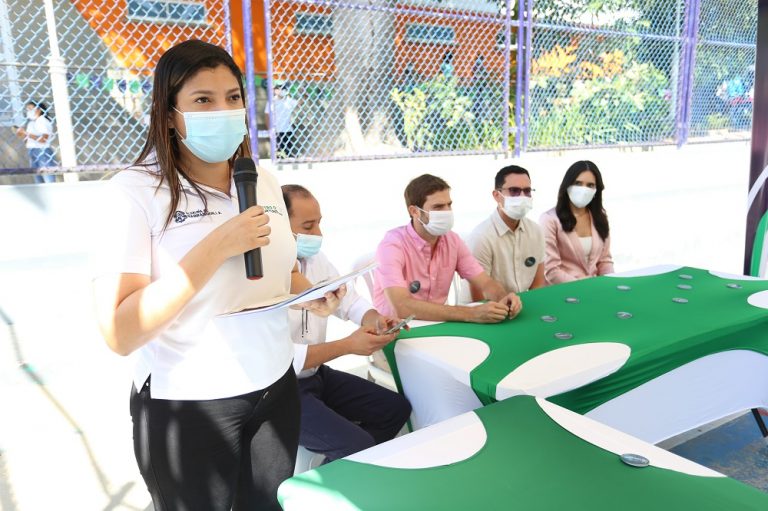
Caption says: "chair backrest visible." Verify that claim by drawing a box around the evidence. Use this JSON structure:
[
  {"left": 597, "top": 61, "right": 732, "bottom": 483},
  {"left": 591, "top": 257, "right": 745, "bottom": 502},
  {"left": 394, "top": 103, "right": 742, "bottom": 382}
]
[
  {"left": 453, "top": 274, "right": 473, "bottom": 305},
  {"left": 351, "top": 251, "right": 377, "bottom": 302}
]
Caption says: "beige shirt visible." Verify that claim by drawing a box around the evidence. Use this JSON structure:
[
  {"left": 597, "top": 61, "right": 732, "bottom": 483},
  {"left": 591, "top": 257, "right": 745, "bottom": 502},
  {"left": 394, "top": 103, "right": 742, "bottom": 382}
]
[{"left": 467, "top": 211, "right": 545, "bottom": 293}]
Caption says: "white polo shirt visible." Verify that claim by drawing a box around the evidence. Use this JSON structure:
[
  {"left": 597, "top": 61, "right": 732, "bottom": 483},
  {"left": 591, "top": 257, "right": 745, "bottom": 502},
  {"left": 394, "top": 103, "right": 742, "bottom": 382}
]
[
  {"left": 265, "top": 96, "right": 298, "bottom": 133},
  {"left": 289, "top": 251, "right": 371, "bottom": 378},
  {"left": 467, "top": 211, "right": 545, "bottom": 294},
  {"left": 25, "top": 116, "right": 54, "bottom": 149},
  {"left": 92, "top": 165, "right": 297, "bottom": 400}
]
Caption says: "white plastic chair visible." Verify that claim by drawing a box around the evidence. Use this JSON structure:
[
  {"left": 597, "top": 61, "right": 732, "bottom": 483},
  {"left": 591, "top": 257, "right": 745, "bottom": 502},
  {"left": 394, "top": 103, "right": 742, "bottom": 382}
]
[
  {"left": 350, "top": 252, "right": 399, "bottom": 391},
  {"left": 351, "top": 251, "right": 376, "bottom": 302}
]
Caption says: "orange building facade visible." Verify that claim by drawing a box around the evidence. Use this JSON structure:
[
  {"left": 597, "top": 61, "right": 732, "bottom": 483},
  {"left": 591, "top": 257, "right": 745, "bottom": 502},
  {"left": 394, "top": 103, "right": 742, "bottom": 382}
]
[
  {"left": 63, "top": 1, "right": 508, "bottom": 82},
  {"left": 232, "top": 1, "right": 511, "bottom": 84}
]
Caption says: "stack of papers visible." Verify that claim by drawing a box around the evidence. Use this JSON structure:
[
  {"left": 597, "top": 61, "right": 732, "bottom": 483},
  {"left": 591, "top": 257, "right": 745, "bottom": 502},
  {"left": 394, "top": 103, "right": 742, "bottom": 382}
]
[{"left": 221, "top": 262, "right": 377, "bottom": 317}]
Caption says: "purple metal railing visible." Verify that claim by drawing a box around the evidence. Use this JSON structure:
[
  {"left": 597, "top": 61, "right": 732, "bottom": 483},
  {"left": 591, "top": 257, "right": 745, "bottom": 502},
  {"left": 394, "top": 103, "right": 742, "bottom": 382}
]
[
  {"left": 522, "top": 0, "right": 533, "bottom": 151},
  {"left": 513, "top": 0, "right": 524, "bottom": 157},
  {"left": 262, "top": 0, "right": 278, "bottom": 164},
  {"left": 502, "top": 0, "right": 513, "bottom": 156},
  {"left": 676, "top": 0, "right": 702, "bottom": 147},
  {"left": 242, "top": 0, "right": 260, "bottom": 164}
]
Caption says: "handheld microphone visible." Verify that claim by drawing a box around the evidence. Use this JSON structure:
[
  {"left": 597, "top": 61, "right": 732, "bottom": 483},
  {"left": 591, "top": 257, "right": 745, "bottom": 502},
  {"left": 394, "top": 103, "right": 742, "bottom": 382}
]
[{"left": 233, "top": 157, "right": 264, "bottom": 280}]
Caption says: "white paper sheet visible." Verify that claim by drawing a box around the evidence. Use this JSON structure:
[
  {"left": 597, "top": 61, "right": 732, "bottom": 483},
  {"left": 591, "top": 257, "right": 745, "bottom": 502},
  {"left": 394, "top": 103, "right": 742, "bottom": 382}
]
[{"left": 220, "top": 262, "right": 378, "bottom": 316}]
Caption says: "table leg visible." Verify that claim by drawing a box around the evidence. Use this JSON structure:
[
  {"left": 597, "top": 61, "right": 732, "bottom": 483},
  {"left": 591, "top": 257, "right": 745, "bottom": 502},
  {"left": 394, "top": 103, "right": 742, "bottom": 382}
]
[{"left": 751, "top": 408, "right": 768, "bottom": 437}]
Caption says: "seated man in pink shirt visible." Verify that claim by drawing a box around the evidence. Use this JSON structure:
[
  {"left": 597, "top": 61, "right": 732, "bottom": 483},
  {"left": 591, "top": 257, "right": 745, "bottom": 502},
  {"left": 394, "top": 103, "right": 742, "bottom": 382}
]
[{"left": 373, "top": 174, "right": 523, "bottom": 322}]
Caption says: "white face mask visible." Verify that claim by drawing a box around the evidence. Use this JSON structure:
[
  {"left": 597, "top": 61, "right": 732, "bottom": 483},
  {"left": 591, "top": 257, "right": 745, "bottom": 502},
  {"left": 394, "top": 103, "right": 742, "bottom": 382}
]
[
  {"left": 174, "top": 107, "right": 247, "bottom": 163},
  {"left": 502, "top": 196, "right": 533, "bottom": 220},
  {"left": 26, "top": 110, "right": 37, "bottom": 121},
  {"left": 295, "top": 233, "right": 322, "bottom": 259},
  {"left": 418, "top": 208, "right": 454, "bottom": 236},
  {"left": 567, "top": 185, "right": 597, "bottom": 208}
]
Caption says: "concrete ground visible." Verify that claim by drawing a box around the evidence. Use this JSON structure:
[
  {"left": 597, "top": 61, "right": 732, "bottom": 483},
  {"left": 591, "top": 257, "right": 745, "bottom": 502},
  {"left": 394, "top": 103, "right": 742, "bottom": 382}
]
[
  {"left": 1, "top": 141, "right": 766, "bottom": 509},
  {"left": 668, "top": 411, "right": 768, "bottom": 493}
]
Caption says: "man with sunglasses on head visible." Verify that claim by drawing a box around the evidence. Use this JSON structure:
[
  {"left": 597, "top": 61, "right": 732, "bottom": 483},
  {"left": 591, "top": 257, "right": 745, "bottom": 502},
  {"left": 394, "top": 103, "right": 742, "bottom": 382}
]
[
  {"left": 374, "top": 174, "right": 522, "bottom": 324},
  {"left": 467, "top": 165, "right": 545, "bottom": 299}
]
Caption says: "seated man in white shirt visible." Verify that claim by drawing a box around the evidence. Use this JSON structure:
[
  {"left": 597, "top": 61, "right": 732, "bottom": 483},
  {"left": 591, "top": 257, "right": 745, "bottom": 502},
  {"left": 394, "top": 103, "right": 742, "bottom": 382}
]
[
  {"left": 283, "top": 184, "right": 412, "bottom": 462},
  {"left": 467, "top": 165, "right": 545, "bottom": 298}
]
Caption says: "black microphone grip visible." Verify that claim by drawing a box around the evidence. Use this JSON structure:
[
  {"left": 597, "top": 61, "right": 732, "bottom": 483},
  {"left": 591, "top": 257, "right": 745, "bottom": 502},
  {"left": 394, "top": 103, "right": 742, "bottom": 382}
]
[{"left": 233, "top": 158, "right": 264, "bottom": 280}]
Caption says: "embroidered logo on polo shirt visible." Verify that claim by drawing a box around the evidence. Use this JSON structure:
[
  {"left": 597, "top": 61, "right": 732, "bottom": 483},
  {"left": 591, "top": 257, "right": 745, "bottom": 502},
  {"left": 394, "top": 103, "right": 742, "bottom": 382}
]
[
  {"left": 174, "top": 209, "right": 222, "bottom": 223},
  {"left": 263, "top": 205, "right": 283, "bottom": 216}
]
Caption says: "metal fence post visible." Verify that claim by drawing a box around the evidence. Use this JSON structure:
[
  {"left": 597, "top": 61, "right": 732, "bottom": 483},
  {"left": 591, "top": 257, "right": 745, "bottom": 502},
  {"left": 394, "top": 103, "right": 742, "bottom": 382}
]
[
  {"left": 43, "top": 0, "right": 76, "bottom": 170},
  {"left": 675, "top": 1, "right": 689, "bottom": 147},
  {"left": 502, "top": 0, "right": 512, "bottom": 157},
  {"left": 263, "top": 0, "right": 277, "bottom": 164},
  {"left": 242, "top": 0, "right": 260, "bottom": 164},
  {"left": 0, "top": 1, "right": 23, "bottom": 120},
  {"left": 514, "top": 0, "right": 525, "bottom": 157},
  {"left": 224, "top": 0, "right": 233, "bottom": 55},
  {"left": 677, "top": 0, "right": 702, "bottom": 147},
  {"left": 522, "top": 0, "right": 533, "bottom": 151}
]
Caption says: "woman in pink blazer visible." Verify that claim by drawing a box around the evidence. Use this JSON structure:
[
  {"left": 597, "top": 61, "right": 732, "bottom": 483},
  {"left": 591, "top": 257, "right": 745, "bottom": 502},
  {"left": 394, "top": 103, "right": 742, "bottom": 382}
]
[{"left": 539, "top": 160, "right": 614, "bottom": 284}]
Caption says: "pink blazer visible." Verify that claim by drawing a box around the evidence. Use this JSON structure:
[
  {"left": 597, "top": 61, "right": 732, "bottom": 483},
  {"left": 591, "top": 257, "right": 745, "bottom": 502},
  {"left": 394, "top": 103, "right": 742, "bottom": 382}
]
[{"left": 539, "top": 208, "right": 614, "bottom": 284}]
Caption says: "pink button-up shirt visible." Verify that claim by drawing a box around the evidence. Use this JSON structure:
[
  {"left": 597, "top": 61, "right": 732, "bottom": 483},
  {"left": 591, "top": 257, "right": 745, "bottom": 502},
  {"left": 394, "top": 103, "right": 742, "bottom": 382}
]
[{"left": 373, "top": 223, "right": 485, "bottom": 317}]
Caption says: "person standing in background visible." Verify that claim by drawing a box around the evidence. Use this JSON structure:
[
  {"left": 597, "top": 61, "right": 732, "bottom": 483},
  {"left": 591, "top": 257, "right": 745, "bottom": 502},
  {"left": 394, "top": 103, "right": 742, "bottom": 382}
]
[
  {"left": 15, "top": 100, "right": 57, "bottom": 183},
  {"left": 265, "top": 81, "right": 298, "bottom": 158}
]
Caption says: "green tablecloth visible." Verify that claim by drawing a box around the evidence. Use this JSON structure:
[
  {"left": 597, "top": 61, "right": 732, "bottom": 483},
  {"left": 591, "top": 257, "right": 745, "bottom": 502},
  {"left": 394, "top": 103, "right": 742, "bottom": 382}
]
[
  {"left": 385, "top": 266, "right": 768, "bottom": 413},
  {"left": 279, "top": 396, "right": 768, "bottom": 510}
]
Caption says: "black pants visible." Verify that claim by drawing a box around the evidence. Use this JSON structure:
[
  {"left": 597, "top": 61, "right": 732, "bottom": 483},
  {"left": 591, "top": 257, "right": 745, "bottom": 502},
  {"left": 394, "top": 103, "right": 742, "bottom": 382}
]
[
  {"left": 276, "top": 131, "right": 295, "bottom": 158},
  {"left": 130, "top": 366, "right": 300, "bottom": 511},
  {"left": 298, "top": 365, "right": 411, "bottom": 462}
]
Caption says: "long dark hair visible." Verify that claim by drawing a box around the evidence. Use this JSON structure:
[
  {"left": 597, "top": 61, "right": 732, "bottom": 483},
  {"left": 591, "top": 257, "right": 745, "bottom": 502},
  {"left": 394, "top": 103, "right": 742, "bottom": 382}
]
[
  {"left": 26, "top": 101, "right": 51, "bottom": 121},
  {"left": 555, "top": 160, "right": 610, "bottom": 241},
  {"left": 134, "top": 40, "right": 252, "bottom": 230}
]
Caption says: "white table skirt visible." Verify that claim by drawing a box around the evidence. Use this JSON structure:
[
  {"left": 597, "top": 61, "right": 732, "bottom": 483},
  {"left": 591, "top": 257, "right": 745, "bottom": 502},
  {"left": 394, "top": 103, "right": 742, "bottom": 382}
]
[{"left": 395, "top": 266, "right": 768, "bottom": 440}]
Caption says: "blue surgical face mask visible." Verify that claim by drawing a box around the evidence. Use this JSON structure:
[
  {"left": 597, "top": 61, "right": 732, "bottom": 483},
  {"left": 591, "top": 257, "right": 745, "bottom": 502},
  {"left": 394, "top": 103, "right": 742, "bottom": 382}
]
[
  {"left": 295, "top": 233, "right": 323, "bottom": 259},
  {"left": 174, "top": 107, "right": 247, "bottom": 163}
]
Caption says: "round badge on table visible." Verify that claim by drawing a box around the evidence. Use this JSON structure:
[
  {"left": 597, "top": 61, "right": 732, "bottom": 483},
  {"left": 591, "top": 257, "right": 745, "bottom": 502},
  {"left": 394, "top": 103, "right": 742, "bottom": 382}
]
[
  {"left": 678, "top": 274, "right": 693, "bottom": 280},
  {"left": 676, "top": 284, "right": 693, "bottom": 290},
  {"left": 727, "top": 283, "right": 743, "bottom": 289},
  {"left": 672, "top": 297, "right": 688, "bottom": 304},
  {"left": 616, "top": 311, "right": 633, "bottom": 319},
  {"left": 616, "top": 285, "right": 631, "bottom": 291},
  {"left": 541, "top": 315, "right": 557, "bottom": 323},
  {"left": 565, "top": 297, "right": 579, "bottom": 304},
  {"left": 554, "top": 332, "right": 573, "bottom": 340},
  {"left": 620, "top": 453, "right": 649, "bottom": 468}
]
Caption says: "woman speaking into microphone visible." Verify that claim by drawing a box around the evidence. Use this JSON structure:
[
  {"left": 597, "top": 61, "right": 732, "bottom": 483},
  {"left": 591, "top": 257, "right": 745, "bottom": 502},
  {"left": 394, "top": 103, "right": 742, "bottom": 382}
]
[{"left": 91, "top": 40, "right": 342, "bottom": 511}]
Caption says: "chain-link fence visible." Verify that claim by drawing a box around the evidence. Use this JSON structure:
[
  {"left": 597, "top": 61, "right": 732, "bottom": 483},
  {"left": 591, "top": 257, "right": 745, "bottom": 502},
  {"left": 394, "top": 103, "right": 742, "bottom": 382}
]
[
  {"left": 0, "top": 0, "right": 759, "bottom": 171},
  {"left": 525, "top": 0, "right": 684, "bottom": 150},
  {"left": 263, "top": 0, "right": 757, "bottom": 162},
  {"left": 689, "top": 0, "right": 757, "bottom": 140},
  {"left": 0, "top": 0, "right": 230, "bottom": 176},
  {"left": 265, "top": 0, "right": 518, "bottom": 162}
]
